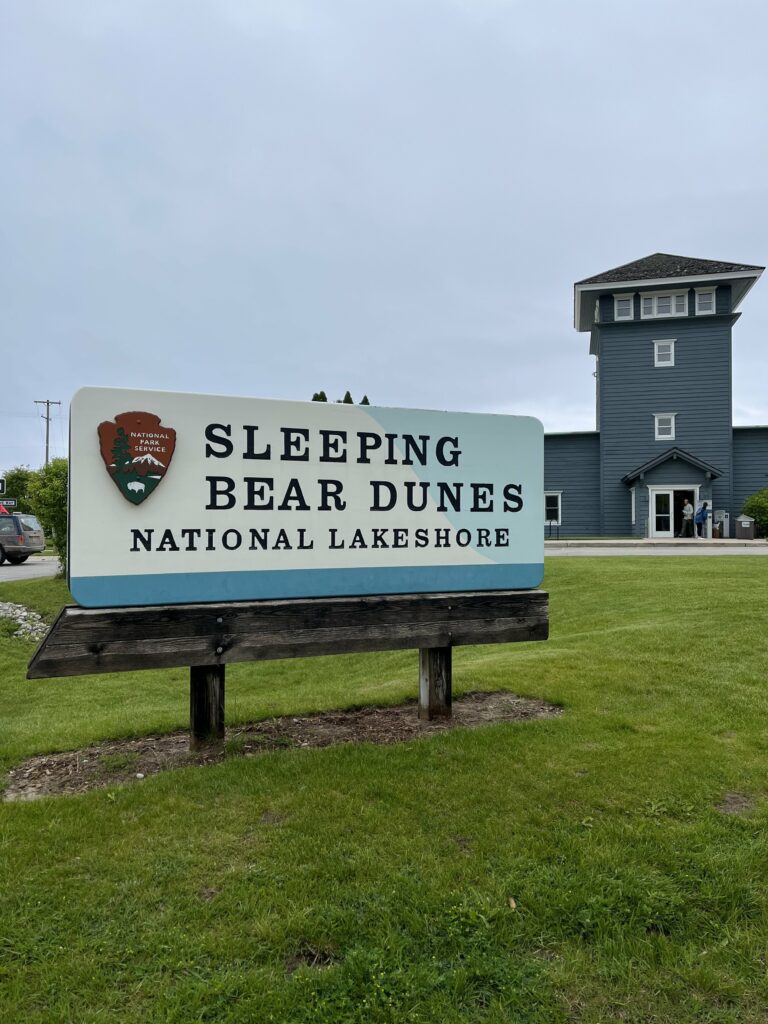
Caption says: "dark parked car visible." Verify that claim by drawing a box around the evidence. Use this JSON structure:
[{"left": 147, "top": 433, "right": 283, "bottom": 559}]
[{"left": 0, "top": 512, "right": 46, "bottom": 564}]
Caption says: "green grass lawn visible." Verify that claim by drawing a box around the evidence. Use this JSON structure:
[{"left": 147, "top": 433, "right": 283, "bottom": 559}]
[{"left": 2, "top": 558, "right": 768, "bottom": 1023}]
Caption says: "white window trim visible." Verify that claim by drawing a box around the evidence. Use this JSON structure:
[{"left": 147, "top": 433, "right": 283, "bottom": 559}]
[
  {"left": 613, "top": 293, "right": 634, "bottom": 321},
  {"left": 640, "top": 290, "right": 689, "bottom": 319},
  {"left": 630, "top": 486, "right": 636, "bottom": 526},
  {"left": 654, "top": 412, "right": 676, "bottom": 441},
  {"left": 653, "top": 338, "right": 676, "bottom": 367},
  {"left": 544, "top": 491, "right": 562, "bottom": 526},
  {"left": 695, "top": 286, "right": 716, "bottom": 315}
]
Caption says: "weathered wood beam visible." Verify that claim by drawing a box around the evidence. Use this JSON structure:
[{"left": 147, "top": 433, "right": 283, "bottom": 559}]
[
  {"left": 189, "top": 665, "right": 225, "bottom": 750},
  {"left": 419, "top": 646, "right": 452, "bottom": 720},
  {"left": 27, "top": 590, "right": 549, "bottom": 680}
]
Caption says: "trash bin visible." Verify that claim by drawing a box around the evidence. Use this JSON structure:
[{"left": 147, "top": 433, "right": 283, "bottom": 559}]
[
  {"left": 712, "top": 523, "right": 721, "bottom": 539},
  {"left": 736, "top": 514, "right": 755, "bottom": 539}
]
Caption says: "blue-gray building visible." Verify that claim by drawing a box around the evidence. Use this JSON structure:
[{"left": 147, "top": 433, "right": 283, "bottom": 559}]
[{"left": 544, "top": 253, "right": 768, "bottom": 538}]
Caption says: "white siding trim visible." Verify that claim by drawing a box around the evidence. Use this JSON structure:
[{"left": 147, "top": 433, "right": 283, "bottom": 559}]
[{"left": 579, "top": 269, "right": 759, "bottom": 292}]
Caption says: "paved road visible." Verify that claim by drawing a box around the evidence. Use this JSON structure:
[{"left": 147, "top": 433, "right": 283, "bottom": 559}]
[
  {"left": 546, "top": 541, "right": 768, "bottom": 557},
  {"left": 0, "top": 556, "right": 60, "bottom": 582}
]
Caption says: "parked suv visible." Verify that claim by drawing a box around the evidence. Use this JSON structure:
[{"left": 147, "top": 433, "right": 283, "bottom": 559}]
[{"left": 0, "top": 513, "right": 46, "bottom": 564}]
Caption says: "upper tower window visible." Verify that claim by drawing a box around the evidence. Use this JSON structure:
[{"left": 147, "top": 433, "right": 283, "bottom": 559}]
[
  {"left": 654, "top": 413, "right": 676, "bottom": 441},
  {"left": 613, "top": 294, "right": 634, "bottom": 321},
  {"left": 654, "top": 339, "right": 675, "bottom": 367},
  {"left": 641, "top": 291, "right": 688, "bottom": 319},
  {"left": 695, "top": 288, "right": 716, "bottom": 314}
]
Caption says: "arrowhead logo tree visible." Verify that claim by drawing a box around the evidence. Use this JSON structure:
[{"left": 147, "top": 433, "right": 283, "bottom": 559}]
[{"left": 97, "top": 412, "right": 176, "bottom": 505}]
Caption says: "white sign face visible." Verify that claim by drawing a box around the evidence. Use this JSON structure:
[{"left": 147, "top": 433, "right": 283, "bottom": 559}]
[{"left": 69, "top": 387, "right": 544, "bottom": 608}]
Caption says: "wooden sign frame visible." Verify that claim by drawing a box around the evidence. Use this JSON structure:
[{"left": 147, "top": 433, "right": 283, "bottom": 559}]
[{"left": 29, "top": 590, "right": 548, "bottom": 750}]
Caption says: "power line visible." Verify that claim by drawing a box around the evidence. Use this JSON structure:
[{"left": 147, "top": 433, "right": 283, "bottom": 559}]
[{"left": 34, "top": 400, "right": 62, "bottom": 466}]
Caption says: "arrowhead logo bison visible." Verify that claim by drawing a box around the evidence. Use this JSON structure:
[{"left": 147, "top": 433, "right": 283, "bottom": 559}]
[{"left": 97, "top": 412, "right": 176, "bottom": 505}]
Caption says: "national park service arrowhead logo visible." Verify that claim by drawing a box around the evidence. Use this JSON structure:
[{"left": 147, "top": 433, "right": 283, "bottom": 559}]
[{"left": 97, "top": 411, "right": 176, "bottom": 505}]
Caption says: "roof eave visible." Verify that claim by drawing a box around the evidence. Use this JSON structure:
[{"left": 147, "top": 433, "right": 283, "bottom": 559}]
[{"left": 574, "top": 268, "right": 764, "bottom": 332}]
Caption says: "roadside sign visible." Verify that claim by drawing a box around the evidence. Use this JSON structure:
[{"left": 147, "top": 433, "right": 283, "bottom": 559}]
[
  {"left": 0, "top": 478, "right": 5, "bottom": 495},
  {"left": 0, "top": 498, "right": 16, "bottom": 507},
  {"left": 70, "top": 386, "right": 545, "bottom": 608}
]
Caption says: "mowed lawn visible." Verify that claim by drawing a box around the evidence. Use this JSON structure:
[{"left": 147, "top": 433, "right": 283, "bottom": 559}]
[{"left": 2, "top": 558, "right": 768, "bottom": 1023}]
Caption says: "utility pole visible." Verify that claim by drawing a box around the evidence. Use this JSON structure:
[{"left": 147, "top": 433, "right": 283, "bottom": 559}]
[{"left": 34, "top": 399, "right": 61, "bottom": 466}]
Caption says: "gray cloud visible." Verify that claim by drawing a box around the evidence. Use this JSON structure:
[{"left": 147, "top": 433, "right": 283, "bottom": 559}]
[{"left": 3, "top": 0, "right": 767, "bottom": 468}]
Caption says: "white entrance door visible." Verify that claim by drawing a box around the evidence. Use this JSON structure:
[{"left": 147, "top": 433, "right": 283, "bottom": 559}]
[{"left": 652, "top": 490, "right": 674, "bottom": 538}]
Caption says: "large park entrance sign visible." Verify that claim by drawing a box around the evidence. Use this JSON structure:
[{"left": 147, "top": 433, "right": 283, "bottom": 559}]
[
  {"left": 69, "top": 387, "right": 544, "bottom": 608},
  {"left": 31, "top": 387, "right": 548, "bottom": 748}
]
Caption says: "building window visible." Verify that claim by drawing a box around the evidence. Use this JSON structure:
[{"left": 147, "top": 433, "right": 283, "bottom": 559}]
[
  {"left": 695, "top": 288, "right": 715, "bottom": 314},
  {"left": 641, "top": 291, "right": 688, "bottom": 319},
  {"left": 630, "top": 486, "right": 636, "bottom": 526},
  {"left": 654, "top": 413, "right": 676, "bottom": 441},
  {"left": 653, "top": 339, "right": 675, "bottom": 367},
  {"left": 544, "top": 492, "right": 562, "bottom": 525},
  {"left": 614, "top": 294, "right": 634, "bottom": 321}
]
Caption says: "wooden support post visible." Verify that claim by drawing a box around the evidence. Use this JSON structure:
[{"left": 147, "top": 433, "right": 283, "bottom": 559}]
[
  {"left": 28, "top": 591, "right": 548, "bottom": 747},
  {"left": 190, "top": 664, "right": 225, "bottom": 750},
  {"left": 418, "top": 646, "right": 452, "bottom": 721}
]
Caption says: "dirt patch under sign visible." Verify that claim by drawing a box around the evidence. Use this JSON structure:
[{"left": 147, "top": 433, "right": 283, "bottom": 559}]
[{"left": 4, "top": 690, "right": 560, "bottom": 801}]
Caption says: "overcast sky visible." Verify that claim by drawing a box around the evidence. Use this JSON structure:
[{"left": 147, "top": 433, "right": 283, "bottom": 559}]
[{"left": 3, "top": 0, "right": 768, "bottom": 471}]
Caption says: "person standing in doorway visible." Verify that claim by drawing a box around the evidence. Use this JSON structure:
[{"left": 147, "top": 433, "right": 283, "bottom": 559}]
[
  {"left": 680, "top": 497, "right": 694, "bottom": 537},
  {"left": 694, "top": 501, "right": 709, "bottom": 538}
]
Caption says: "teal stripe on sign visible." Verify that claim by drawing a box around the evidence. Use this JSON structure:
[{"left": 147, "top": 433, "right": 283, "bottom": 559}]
[{"left": 69, "top": 563, "right": 545, "bottom": 608}]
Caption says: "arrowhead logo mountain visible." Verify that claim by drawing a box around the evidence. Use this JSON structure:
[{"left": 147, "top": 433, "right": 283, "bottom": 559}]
[{"left": 97, "top": 412, "right": 176, "bottom": 505}]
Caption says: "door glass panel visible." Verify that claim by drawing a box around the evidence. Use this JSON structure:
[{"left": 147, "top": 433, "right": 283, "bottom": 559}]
[{"left": 655, "top": 493, "right": 671, "bottom": 532}]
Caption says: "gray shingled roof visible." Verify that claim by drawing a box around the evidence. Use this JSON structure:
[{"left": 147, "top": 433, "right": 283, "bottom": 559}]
[{"left": 576, "top": 253, "right": 764, "bottom": 286}]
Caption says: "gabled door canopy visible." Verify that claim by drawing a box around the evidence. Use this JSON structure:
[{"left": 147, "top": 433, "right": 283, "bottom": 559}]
[{"left": 621, "top": 447, "right": 723, "bottom": 485}]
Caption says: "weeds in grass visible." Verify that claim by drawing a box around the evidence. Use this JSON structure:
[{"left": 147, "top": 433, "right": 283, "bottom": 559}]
[
  {"left": 99, "top": 752, "right": 140, "bottom": 773},
  {"left": 224, "top": 735, "right": 247, "bottom": 758}
]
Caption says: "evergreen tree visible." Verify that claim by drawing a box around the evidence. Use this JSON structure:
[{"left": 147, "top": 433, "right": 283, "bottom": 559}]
[
  {"left": 312, "top": 389, "right": 370, "bottom": 404},
  {"left": 111, "top": 427, "right": 132, "bottom": 470}
]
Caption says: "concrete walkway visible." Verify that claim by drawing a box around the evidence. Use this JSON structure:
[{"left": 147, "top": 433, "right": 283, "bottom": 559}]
[{"left": 546, "top": 539, "right": 768, "bottom": 556}]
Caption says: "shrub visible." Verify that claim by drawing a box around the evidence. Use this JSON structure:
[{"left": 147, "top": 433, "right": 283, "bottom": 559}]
[
  {"left": 2, "top": 466, "right": 36, "bottom": 514},
  {"left": 28, "top": 458, "right": 68, "bottom": 573},
  {"left": 742, "top": 487, "right": 768, "bottom": 537}
]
